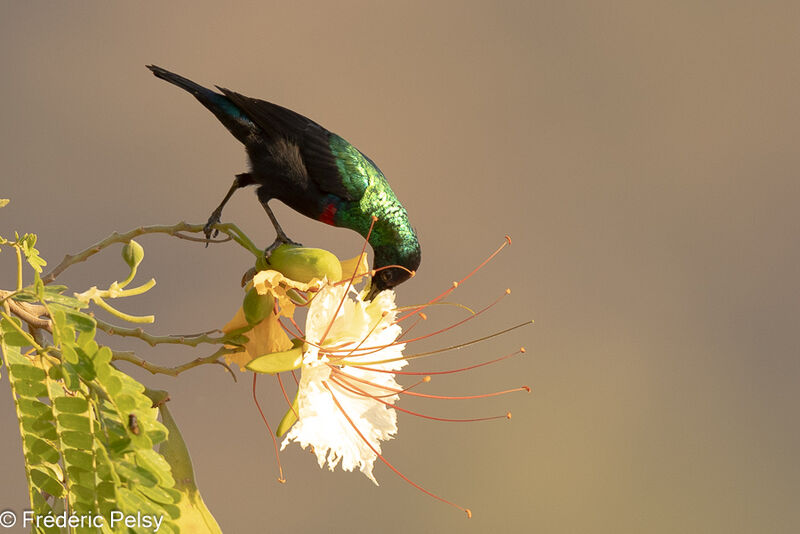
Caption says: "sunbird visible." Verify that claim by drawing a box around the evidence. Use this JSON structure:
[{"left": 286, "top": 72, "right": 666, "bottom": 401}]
[{"left": 147, "top": 65, "right": 421, "bottom": 298}]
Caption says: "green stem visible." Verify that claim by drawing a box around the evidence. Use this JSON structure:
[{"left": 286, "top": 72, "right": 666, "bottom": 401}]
[
  {"left": 93, "top": 297, "right": 155, "bottom": 324},
  {"left": 0, "top": 310, "right": 42, "bottom": 349},
  {"left": 117, "top": 264, "right": 138, "bottom": 289},
  {"left": 110, "top": 278, "right": 156, "bottom": 298},
  {"left": 15, "top": 245, "right": 23, "bottom": 291}
]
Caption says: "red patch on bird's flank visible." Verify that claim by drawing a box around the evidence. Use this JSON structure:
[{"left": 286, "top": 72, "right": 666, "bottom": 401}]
[{"left": 319, "top": 203, "right": 337, "bottom": 226}]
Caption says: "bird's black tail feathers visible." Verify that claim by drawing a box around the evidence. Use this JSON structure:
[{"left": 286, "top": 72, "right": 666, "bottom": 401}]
[
  {"left": 146, "top": 65, "right": 216, "bottom": 98},
  {"left": 147, "top": 65, "right": 257, "bottom": 143}
]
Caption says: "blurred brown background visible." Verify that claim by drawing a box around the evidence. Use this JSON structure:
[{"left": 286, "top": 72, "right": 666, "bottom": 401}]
[{"left": 1, "top": 2, "right": 799, "bottom": 533}]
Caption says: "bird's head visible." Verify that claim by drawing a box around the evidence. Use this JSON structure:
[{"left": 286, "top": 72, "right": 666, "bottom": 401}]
[{"left": 366, "top": 244, "right": 421, "bottom": 300}]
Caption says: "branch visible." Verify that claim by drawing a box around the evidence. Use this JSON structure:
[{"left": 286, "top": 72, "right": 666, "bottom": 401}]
[
  {"left": 0, "top": 291, "right": 51, "bottom": 331},
  {"left": 95, "top": 318, "right": 250, "bottom": 347},
  {"left": 41, "top": 221, "right": 262, "bottom": 285},
  {"left": 111, "top": 346, "right": 238, "bottom": 382}
]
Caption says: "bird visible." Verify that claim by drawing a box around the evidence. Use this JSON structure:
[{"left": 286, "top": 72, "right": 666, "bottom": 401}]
[{"left": 146, "top": 65, "right": 421, "bottom": 299}]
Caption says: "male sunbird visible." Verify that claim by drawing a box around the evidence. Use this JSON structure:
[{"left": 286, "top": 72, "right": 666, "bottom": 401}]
[{"left": 147, "top": 65, "right": 421, "bottom": 298}]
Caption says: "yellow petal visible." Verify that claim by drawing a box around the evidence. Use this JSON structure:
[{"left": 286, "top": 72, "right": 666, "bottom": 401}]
[
  {"left": 339, "top": 254, "right": 370, "bottom": 281},
  {"left": 222, "top": 307, "right": 293, "bottom": 371},
  {"left": 252, "top": 269, "right": 324, "bottom": 316},
  {"left": 222, "top": 307, "right": 248, "bottom": 334}
]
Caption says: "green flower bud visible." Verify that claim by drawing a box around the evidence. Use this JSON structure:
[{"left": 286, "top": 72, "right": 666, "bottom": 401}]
[
  {"left": 267, "top": 244, "right": 342, "bottom": 283},
  {"left": 121, "top": 240, "right": 145, "bottom": 270},
  {"left": 246, "top": 338, "right": 304, "bottom": 374},
  {"left": 242, "top": 287, "right": 274, "bottom": 325}
]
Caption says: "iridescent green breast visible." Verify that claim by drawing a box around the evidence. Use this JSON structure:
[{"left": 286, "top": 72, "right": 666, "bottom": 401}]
[{"left": 328, "top": 134, "right": 419, "bottom": 257}]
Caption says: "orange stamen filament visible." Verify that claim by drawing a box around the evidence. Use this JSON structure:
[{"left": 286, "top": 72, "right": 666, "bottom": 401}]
[
  {"left": 394, "top": 313, "right": 425, "bottom": 341},
  {"left": 322, "top": 381, "right": 472, "bottom": 518},
  {"left": 282, "top": 315, "right": 305, "bottom": 339},
  {"left": 330, "top": 375, "right": 511, "bottom": 423},
  {"left": 343, "top": 320, "right": 534, "bottom": 367},
  {"left": 325, "top": 289, "right": 511, "bottom": 360},
  {"left": 396, "top": 236, "right": 511, "bottom": 324},
  {"left": 334, "top": 311, "right": 388, "bottom": 361},
  {"left": 349, "top": 348, "right": 525, "bottom": 376},
  {"left": 252, "top": 374, "right": 285, "bottom": 483},
  {"left": 335, "top": 368, "right": 530, "bottom": 400},
  {"left": 329, "top": 366, "right": 431, "bottom": 398}
]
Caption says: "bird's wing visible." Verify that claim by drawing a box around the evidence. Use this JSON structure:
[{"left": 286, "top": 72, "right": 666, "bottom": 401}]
[{"left": 217, "top": 88, "right": 356, "bottom": 201}]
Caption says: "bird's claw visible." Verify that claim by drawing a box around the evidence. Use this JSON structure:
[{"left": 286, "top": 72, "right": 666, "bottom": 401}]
[
  {"left": 203, "top": 211, "right": 222, "bottom": 247},
  {"left": 265, "top": 235, "right": 302, "bottom": 256}
]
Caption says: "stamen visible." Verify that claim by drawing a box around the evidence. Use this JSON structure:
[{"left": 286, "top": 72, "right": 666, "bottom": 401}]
[
  {"left": 349, "top": 348, "right": 525, "bottom": 376},
  {"left": 276, "top": 373, "right": 298, "bottom": 420},
  {"left": 252, "top": 374, "right": 286, "bottom": 483},
  {"left": 334, "top": 289, "right": 512, "bottom": 359},
  {"left": 329, "top": 366, "right": 431, "bottom": 398},
  {"left": 335, "top": 310, "right": 388, "bottom": 361},
  {"left": 345, "top": 321, "right": 533, "bottom": 367},
  {"left": 330, "top": 375, "right": 512, "bottom": 423},
  {"left": 280, "top": 315, "right": 305, "bottom": 339},
  {"left": 396, "top": 302, "right": 474, "bottom": 315},
  {"left": 336, "top": 369, "right": 529, "bottom": 400},
  {"left": 400, "top": 386, "right": 531, "bottom": 400},
  {"left": 369, "top": 263, "right": 415, "bottom": 277},
  {"left": 322, "top": 381, "right": 472, "bottom": 518},
  {"left": 396, "top": 236, "right": 512, "bottom": 323}
]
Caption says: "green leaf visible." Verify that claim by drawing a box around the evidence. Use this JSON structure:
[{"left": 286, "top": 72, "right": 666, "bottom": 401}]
[
  {"left": 56, "top": 413, "right": 92, "bottom": 433},
  {"left": 0, "top": 317, "right": 30, "bottom": 346},
  {"left": 18, "top": 397, "right": 53, "bottom": 419},
  {"left": 246, "top": 338, "right": 304, "bottom": 374},
  {"left": 9, "top": 364, "right": 47, "bottom": 382},
  {"left": 61, "top": 430, "right": 93, "bottom": 449},
  {"left": 30, "top": 468, "right": 64, "bottom": 497},
  {"left": 62, "top": 344, "right": 79, "bottom": 364},
  {"left": 53, "top": 396, "right": 89, "bottom": 414},
  {"left": 21, "top": 416, "right": 58, "bottom": 440},
  {"left": 51, "top": 303, "right": 96, "bottom": 334},
  {"left": 116, "top": 460, "right": 159, "bottom": 486},
  {"left": 19, "top": 233, "right": 47, "bottom": 273},
  {"left": 115, "top": 393, "right": 137, "bottom": 412},
  {"left": 135, "top": 449, "right": 176, "bottom": 488},
  {"left": 61, "top": 363, "right": 82, "bottom": 392},
  {"left": 24, "top": 435, "right": 59, "bottom": 463},
  {"left": 43, "top": 285, "right": 84, "bottom": 308},
  {"left": 15, "top": 378, "right": 48, "bottom": 398},
  {"left": 64, "top": 449, "right": 94, "bottom": 471},
  {"left": 137, "top": 484, "right": 177, "bottom": 505}
]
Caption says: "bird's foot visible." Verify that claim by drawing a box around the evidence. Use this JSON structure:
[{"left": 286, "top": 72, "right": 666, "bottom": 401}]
[
  {"left": 203, "top": 210, "right": 223, "bottom": 247},
  {"left": 265, "top": 234, "right": 302, "bottom": 256}
]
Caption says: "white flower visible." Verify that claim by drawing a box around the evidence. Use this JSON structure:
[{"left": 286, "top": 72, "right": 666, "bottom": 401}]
[{"left": 281, "top": 284, "right": 406, "bottom": 484}]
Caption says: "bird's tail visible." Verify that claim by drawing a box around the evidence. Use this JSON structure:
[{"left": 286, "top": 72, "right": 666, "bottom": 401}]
[
  {"left": 146, "top": 65, "right": 217, "bottom": 99},
  {"left": 146, "top": 65, "right": 254, "bottom": 143}
]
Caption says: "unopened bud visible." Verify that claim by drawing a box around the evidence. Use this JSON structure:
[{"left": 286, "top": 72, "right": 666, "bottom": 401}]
[
  {"left": 121, "top": 240, "right": 144, "bottom": 270},
  {"left": 267, "top": 244, "right": 342, "bottom": 283},
  {"left": 243, "top": 287, "right": 274, "bottom": 325}
]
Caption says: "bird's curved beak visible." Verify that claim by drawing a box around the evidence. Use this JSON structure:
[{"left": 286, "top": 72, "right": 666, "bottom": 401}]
[{"left": 365, "top": 279, "right": 381, "bottom": 301}]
